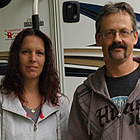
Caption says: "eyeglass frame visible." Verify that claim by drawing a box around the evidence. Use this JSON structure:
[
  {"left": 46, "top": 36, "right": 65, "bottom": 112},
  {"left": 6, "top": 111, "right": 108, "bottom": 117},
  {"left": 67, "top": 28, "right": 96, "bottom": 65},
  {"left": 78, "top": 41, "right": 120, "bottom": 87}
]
[{"left": 98, "top": 29, "right": 136, "bottom": 39}]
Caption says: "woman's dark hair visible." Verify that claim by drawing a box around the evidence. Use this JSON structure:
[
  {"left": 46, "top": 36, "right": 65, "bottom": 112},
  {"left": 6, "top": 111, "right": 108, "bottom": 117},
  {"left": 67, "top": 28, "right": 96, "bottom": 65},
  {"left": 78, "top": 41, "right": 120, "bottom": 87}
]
[{"left": 0, "top": 28, "right": 60, "bottom": 106}]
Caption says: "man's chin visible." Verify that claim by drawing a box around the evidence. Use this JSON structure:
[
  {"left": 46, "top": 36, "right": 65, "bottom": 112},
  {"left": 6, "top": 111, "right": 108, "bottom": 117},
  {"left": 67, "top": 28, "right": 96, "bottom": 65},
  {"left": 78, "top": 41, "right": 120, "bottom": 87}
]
[
  {"left": 109, "top": 50, "right": 126, "bottom": 59},
  {"left": 109, "top": 54, "right": 126, "bottom": 61}
]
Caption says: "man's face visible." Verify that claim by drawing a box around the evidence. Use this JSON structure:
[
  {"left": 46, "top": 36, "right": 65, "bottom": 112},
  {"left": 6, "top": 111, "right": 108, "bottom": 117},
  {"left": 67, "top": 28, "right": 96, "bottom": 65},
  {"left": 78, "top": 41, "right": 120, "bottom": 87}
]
[{"left": 96, "top": 12, "right": 138, "bottom": 63}]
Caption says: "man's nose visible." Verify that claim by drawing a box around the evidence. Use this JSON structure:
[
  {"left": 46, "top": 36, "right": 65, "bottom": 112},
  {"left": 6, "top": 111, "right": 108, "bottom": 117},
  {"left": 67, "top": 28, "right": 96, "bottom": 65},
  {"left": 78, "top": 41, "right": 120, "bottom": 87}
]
[{"left": 113, "top": 31, "right": 122, "bottom": 43}]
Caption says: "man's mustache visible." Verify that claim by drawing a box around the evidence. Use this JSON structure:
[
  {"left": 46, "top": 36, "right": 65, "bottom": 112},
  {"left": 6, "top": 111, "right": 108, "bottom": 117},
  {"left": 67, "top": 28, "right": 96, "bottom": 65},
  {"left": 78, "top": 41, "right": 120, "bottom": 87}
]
[{"left": 108, "top": 42, "right": 127, "bottom": 52}]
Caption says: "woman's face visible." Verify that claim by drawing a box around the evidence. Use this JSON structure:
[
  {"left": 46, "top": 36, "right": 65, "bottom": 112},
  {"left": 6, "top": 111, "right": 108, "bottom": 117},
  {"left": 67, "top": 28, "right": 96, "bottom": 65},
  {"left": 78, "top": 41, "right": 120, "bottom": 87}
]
[{"left": 19, "top": 35, "right": 45, "bottom": 81}]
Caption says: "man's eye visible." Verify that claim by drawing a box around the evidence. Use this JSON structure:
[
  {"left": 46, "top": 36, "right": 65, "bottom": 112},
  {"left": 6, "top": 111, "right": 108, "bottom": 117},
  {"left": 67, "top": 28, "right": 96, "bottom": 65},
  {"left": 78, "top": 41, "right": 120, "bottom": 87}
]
[
  {"left": 121, "top": 30, "right": 129, "bottom": 34},
  {"left": 105, "top": 31, "right": 113, "bottom": 36}
]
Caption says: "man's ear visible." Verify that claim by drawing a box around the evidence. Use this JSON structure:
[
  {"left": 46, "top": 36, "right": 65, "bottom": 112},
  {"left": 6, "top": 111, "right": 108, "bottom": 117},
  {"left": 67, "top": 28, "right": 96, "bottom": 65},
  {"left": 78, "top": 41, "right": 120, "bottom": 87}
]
[
  {"left": 95, "top": 33, "right": 101, "bottom": 46},
  {"left": 133, "top": 30, "right": 138, "bottom": 45}
]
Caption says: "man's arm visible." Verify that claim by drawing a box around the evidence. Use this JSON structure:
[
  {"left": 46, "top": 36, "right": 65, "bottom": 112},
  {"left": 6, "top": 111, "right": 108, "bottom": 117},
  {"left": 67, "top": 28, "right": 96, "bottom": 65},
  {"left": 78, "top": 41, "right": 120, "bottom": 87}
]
[{"left": 68, "top": 92, "right": 91, "bottom": 140}]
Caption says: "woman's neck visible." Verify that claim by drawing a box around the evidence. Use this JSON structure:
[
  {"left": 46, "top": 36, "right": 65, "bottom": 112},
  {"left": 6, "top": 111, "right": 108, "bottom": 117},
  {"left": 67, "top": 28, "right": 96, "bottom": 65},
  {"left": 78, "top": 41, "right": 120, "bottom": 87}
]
[{"left": 22, "top": 79, "right": 42, "bottom": 109}]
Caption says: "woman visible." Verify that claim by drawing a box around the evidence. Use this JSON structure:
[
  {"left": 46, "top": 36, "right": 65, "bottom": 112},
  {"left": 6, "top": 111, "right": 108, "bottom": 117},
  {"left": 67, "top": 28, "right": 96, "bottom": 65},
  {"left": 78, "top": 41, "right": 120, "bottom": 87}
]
[{"left": 0, "top": 28, "right": 69, "bottom": 140}]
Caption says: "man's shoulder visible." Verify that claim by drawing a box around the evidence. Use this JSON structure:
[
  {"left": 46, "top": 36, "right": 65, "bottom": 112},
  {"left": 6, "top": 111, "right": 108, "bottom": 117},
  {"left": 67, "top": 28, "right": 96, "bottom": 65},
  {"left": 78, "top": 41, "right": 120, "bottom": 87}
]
[
  {"left": 74, "top": 82, "right": 92, "bottom": 107},
  {"left": 76, "top": 82, "right": 90, "bottom": 93}
]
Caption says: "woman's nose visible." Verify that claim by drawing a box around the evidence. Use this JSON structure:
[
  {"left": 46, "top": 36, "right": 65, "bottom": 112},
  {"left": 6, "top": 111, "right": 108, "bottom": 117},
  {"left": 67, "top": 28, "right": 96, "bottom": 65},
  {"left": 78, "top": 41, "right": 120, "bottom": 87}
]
[{"left": 29, "top": 53, "right": 36, "bottom": 62}]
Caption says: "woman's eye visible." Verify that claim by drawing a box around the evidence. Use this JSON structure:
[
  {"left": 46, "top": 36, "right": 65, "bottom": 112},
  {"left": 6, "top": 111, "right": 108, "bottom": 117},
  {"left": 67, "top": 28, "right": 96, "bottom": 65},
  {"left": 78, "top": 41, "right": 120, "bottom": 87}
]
[
  {"left": 37, "top": 51, "right": 44, "bottom": 55},
  {"left": 21, "top": 50, "right": 29, "bottom": 54}
]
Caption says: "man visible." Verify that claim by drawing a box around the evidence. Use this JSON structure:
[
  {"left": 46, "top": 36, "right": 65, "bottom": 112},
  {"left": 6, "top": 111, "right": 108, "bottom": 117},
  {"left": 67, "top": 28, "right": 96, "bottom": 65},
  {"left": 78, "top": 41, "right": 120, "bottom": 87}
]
[{"left": 68, "top": 2, "right": 140, "bottom": 140}]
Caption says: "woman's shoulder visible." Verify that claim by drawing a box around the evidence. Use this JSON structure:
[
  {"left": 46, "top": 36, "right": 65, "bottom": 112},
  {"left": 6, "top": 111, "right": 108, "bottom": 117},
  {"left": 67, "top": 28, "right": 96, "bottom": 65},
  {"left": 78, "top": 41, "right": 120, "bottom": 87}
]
[
  {"left": 58, "top": 93, "right": 69, "bottom": 105},
  {"left": 57, "top": 93, "right": 70, "bottom": 119},
  {"left": 0, "top": 91, "right": 3, "bottom": 113},
  {"left": 57, "top": 93, "right": 70, "bottom": 110},
  {"left": 0, "top": 91, "right": 3, "bottom": 104},
  {"left": 0, "top": 91, "right": 2, "bottom": 104}
]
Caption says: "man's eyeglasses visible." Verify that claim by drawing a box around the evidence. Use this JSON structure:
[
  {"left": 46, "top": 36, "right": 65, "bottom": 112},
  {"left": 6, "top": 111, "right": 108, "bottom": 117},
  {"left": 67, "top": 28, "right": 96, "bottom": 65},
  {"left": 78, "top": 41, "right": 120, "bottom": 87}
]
[{"left": 98, "top": 29, "right": 136, "bottom": 39}]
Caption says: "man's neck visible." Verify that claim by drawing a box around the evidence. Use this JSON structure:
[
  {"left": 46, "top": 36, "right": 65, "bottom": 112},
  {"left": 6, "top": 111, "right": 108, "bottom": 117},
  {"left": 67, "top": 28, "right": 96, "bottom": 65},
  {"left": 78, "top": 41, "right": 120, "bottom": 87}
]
[{"left": 105, "top": 61, "right": 139, "bottom": 77}]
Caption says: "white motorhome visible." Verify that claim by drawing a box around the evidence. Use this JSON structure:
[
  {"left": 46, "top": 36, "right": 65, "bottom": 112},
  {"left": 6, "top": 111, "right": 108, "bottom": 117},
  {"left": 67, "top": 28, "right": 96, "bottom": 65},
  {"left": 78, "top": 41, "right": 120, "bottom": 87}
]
[{"left": 0, "top": 0, "right": 140, "bottom": 107}]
